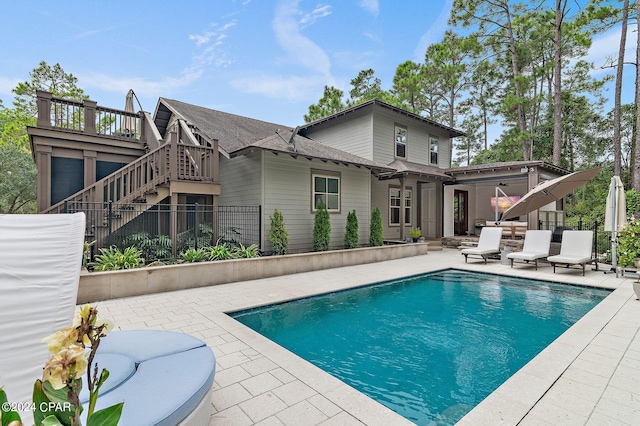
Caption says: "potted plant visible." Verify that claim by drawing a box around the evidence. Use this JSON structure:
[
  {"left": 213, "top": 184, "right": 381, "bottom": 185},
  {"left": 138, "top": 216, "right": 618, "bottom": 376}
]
[
  {"left": 616, "top": 218, "right": 640, "bottom": 299},
  {"left": 410, "top": 228, "right": 422, "bottom": 243}
]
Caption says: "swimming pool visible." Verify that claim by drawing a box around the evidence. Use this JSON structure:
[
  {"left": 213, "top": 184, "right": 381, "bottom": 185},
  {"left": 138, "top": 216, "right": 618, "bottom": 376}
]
[{"left": 230, "top": 269, "right": 611, "bottom": 425}]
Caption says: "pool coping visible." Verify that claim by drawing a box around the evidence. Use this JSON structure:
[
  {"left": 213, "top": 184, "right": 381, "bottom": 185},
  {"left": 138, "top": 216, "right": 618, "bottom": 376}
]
[{"left": 95, "top": 249, "right": 640, "bottom": 425}]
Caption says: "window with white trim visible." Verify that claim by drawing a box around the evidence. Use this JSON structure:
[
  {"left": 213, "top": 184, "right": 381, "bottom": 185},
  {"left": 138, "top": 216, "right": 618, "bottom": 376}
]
[
  {"left": 313, "top": 174, "right": 340, "bottom": 211},
  {"left": 389, "top": 187, "right": 412, "bottom": 225},
  {"left": 430, "top": 136, "right": 439, "bottom": 165},
  {"left": 395, "top": 125, "right": 407, "bottom": 159}
]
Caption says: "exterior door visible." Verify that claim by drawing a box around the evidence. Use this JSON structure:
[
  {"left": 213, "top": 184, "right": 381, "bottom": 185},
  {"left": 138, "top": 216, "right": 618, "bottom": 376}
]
[
  {"left": 454, "top": 190, "right": 468, "bottom": 236},
  {"left": 421, "top": 184, "right": 437, "bottom": 238}
]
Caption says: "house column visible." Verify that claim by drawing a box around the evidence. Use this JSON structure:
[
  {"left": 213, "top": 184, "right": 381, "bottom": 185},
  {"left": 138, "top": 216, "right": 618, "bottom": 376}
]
[
  {"left": 400, "top": 175, "right": 406, "bottom": 241},
  {"left": 36, "top": 145, "right": 52, "bottom": 212},
  {"left": 84, "top": 150, "right": 97, "bottom": 187},
  {"left": 527, "top": 168, "right": 540, "bottom": 229}
]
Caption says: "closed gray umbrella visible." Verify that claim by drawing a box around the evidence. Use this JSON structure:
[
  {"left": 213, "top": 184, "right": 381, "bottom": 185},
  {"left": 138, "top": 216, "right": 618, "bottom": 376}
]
[
  {"left": 122, "top": 89, "right": 136, "bottom": 135},
  {"left": 501, "top": 167, "right": 602, "bottom": 220}
]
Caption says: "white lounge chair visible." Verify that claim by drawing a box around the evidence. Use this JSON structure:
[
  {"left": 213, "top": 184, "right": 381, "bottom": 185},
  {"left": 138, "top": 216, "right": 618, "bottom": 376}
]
[
  {"left": 547, "top": 230, "right": 597, "bottom": 276},
  {"left": 461, "top": 227, "right": 503, "bottom": 264},
  {"left": 507, "top": 230, "right": 552, "bottom": 270}
]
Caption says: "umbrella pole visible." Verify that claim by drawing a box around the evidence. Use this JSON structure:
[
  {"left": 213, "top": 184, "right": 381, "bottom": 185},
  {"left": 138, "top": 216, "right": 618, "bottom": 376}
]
[{"left": 606, "top": 177, "right": 617, "bottom": 274}]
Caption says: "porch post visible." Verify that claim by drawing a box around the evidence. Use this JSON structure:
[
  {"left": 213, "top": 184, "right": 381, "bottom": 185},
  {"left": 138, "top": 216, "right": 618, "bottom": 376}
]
[
  {"left": 400, "top": 175, "right": 406, "bottom": 241},
  {"left": 36, "top": 90, "right": 52, "bottom": 128},
  {"left": 83, "top": 99, "right": 97, "bottom": 134}
]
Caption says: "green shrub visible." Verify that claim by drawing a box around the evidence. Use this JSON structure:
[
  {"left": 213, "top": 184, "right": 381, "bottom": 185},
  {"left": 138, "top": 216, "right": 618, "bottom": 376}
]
[
  {"left": 206, "top": 243, "right": 234, "bottom": 260},
  {"left": 369, "top": 207, "right": 383, "bottom": 246},
  {"left": 269, "top": 209, "right": 289, "bottom": 255},
  {"left": 617, "top": 218, "right": 640, "bottom": 267},
  {"left": 91, "top": 246, "right": 144, "bottom": 271},
  {"left": 344, "top": 210, "right": 359, "bottom": 249},
  {"left": 233, "top": 243, "right": 260, "bottom": 258},
  {"left": 312, "top": 204, "right": 331, "bottom": 251},
  {"left": 410, "top": 228, "right": 422, "bottom": 239},
  {"left": 121, "top": 231, "right": 172, "bottom": 262},
  {"left": 180, "top": 247, "right": 207, "bottom": 262}
]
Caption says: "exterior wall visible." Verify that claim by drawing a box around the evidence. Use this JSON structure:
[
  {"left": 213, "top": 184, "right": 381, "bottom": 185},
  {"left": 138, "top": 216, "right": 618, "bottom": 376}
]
[
  {"left": 218, "top": 151, "right": 262, "bottom": 206},
  {"left": 371, "top": 107, "right": 452, "bottom": 168},
  {"left": 301, "top": 110, "right": 373, "bottom": 160},
  {"left": 262, "top": 152, "right": 371, "bottom": 253},
  {"left": 371, "top": 176, "right": 425, "bottom": 241}
]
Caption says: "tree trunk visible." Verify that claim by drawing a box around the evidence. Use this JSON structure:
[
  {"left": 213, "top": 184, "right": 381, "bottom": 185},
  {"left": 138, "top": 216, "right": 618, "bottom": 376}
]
[
  {"left": 505, "top": 8, "right": 530, "bottom": 161},
  {"left": 613, "top": 0, "right": 629, "bottom": 178},
  {"left": 552, "top": 0, "right": 564, "bottom": 166},
  {"left": 634, "top": 0, "right": 640, "bottom": 191}
]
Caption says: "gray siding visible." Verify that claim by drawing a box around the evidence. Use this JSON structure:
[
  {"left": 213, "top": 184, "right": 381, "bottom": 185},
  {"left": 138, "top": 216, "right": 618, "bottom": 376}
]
[
  {"left": 263, "top": 152, "right": 371, "bottom": 253},
  {"left": 371, "top": 108, "right": 452, "bottom": 168},
  {"left": 371, "top": 176, "right": 422, "bottom": 241},
  {"left": 302, "top": 111, "right": 373, "bottom": 160},
  {"left": 218, "top": 151, "right": 262, "bottom": 206}
]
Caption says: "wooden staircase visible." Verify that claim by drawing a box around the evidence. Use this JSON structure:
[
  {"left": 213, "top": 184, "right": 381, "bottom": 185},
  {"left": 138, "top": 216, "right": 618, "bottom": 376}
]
[{"left": 44, "top": 120, "right": 219, "bottom": 245}]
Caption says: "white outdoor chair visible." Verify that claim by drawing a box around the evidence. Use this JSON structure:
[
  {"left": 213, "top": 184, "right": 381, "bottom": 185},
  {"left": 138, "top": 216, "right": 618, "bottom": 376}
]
[
  {"left": 507, "top": 230, "right": 552, "bottom": 270},
  {"left": 546, "top": 230, "right": 597, "bottom": 276},
  {"left": 0, "top": 213, "right": 86, "bottom": 420},
  {"left": 461, "top": 227, "right": 503, "bottom": 264}
]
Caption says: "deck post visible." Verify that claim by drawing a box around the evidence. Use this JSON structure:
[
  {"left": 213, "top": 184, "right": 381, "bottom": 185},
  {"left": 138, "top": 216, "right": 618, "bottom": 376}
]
[
  {"left": 83, "top": 99, "right": 97, "bottom": 134},
  {"left": 36, "top": 90, "right": 52, "bottom": 128}
]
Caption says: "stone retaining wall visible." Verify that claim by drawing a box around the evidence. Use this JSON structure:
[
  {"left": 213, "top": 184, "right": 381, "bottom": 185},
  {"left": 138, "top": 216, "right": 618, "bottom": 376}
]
[{"left": 78, "top": 243, "right": 429, "bottom": 303}]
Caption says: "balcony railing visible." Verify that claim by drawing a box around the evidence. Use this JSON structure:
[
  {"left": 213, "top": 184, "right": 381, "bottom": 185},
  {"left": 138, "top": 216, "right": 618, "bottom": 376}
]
[
  {"left": 43, "top": 139, "right": 218, "bottom": 214},
  {"left": 36, "top": 90, "right": 143, "bottom": 141}
]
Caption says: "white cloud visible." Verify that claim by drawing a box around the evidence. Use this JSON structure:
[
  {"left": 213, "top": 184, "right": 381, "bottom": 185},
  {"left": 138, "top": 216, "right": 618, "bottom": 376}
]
[
  {"left": 188, "top": 21, "right": 237, "bottom": 68},
  {"left": 413, "top": 0, "right": 452, "bottom": 61},
  {"left": 230, "top": 73, "right": 329, "bottom": 100},
  {"left": 359, "top": 0, "right": 379, "bottom": 17},
  {"left": 272, "top": 0, "right": 333, "bottom": 80},
  {"left": 300, "top": 4, "right": 332, "bottom": 27},
  {"left": 585, "top": 25, "right": 635, "bottom": 76},
  {"left": 78, "top": 69, "right": 202, "bottom": 100},
  {"left": 0, "top": 76, "right": 20, "bottom": 100}
]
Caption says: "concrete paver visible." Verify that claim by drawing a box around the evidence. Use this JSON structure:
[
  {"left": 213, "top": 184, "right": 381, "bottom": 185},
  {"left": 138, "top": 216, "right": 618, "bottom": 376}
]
[{"left": 94, "top": 249, "right": 640, "bottom": 425}]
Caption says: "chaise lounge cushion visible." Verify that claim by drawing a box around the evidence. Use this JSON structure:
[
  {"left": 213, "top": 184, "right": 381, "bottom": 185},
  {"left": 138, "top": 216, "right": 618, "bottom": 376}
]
[
  {"left": 81, "top": 330, "right": 216, "bottom": 426},
  {"left": 79, "top": 353, "right": 136, "bottom": 403}
]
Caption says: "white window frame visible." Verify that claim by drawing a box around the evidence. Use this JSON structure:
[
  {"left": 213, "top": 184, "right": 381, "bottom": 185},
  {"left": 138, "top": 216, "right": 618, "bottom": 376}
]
[
  {"left": 395, "top": 125, "right": 407, "bottom": 159},
  {"left": 430, "top": 136, "right": 439, "bottom": 165},
  {"left": 312, "top": 172, "right": 341, "bottom": 212},
  {"left": 389, "top": 186, "right": 412, "bottom": 226}
]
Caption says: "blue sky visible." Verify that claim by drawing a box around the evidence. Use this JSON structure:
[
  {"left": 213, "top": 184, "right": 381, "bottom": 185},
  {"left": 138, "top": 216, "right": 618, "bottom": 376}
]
[{"left": 0, "top": 0, "right": 631, "bottom": 134}]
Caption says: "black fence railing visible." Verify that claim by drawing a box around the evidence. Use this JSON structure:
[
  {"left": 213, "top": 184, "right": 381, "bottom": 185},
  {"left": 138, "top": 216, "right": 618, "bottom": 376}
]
[
  {"left": 63, "top": 201, "right": 261, "bottom": 262},
  {"left": 539, "top": 217, "right": 611, "bottom": 263}
]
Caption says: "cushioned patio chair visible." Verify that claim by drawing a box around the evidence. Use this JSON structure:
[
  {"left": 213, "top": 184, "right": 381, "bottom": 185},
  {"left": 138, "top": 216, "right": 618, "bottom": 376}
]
[
  {"left": 546, "top": 230, "right": 597, "bottom": 276},
  {"left": 507, "top": 230, "right": 552, "bottom": 270},
  {"left": 0, "top": 214, "right": 215, "bottom": 426},
  {"left": 461, "top": 227, "right": 503, "bottom": 264}
]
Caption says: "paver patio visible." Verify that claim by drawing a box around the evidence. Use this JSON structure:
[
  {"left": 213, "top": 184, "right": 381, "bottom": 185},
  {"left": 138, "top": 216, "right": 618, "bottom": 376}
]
[{"left": 95, "top": 249, "right": 640, "bottom": 425}]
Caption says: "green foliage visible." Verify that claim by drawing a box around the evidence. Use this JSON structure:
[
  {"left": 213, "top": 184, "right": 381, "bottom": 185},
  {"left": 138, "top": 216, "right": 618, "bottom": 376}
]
[
  {"left": 180, "top": 247, "right": 207, "bottom": 262},
  {"left": 410, "top": 228, "right": 422, "bottom": 239},
  {"left": 626, "top": 189, "right": 640, "bottom": 218},
  {"left": 121, "top": 231, "right": 172, "bottom": 262},
  {"left": 616, "top": 218, "right": 640, "bottom": 267},
  {"left": 177, "top": 222, "right": 215, "bottom": 253},
  {"left": 344, "top": 210, "right": 359, "bottom": 249},
  {"left": 304, "top": 86, "right": 345, "bottom": 122},
  {"left": 269, "top": 209, "right": 289, "bottom": 255},
  {"left": 233, "top": 243, "right": 260, "bottom": 258},
  {"left": 0, "top": 388, "right": 22, "bottom": 426},
  {"left": 205, "top": 243, "right": 234, "bottom": 260},
  {"left": 0, "top": 143, "right": 37, "bottom": 213},
  {"left": 90, "top": 246, "right": 144, "bottom": 271},
  {"left": 369, "top": 207, "right": 384, "bottom": 247},
  {"left": 312, "top": 204, "right": 331, "bottom": 251}
]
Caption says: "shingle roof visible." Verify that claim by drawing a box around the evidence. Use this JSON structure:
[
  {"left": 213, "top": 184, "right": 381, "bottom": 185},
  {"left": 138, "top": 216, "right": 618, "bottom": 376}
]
[
  {"left": 158, "top": 98, "right": 292, "bottom": 154},
  {"left": 299, "top": 99, "right": 466, "bottom": 138},
  {"left": 235, "top": 129, "right": 394, "bottom": 173}
]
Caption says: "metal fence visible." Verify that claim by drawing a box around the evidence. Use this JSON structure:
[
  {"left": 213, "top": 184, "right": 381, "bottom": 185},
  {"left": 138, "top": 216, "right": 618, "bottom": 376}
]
[
  {"left": 539, "top": 217, "right": 611, "bottom": 263},
  {"left": 63, "top": 201, "right": 261, "bottom": 262}
]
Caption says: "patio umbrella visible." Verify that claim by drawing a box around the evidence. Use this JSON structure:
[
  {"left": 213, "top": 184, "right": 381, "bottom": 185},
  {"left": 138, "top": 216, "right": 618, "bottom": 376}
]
[
  {"left": 604, "top": 176, "right": 626, "bottom": 270},
  {"left": 501, "top": 167, "right": 602, "bottom": 221},
  {"left": 122, "top": 89, "right": 136, "bottom": 135}
]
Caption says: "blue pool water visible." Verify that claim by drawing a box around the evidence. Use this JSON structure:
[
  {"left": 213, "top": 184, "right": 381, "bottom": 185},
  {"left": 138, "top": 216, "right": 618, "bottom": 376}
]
[{"left": 230, "top": 269, "right": 611, "bottom": 425}]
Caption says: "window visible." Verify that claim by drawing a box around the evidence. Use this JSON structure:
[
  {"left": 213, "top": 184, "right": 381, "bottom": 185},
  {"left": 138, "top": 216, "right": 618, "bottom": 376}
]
[
  {"left": 430, "top": 137, "right": 439, "bottom": 165},
  {"left": 313, "top": 173, "right": 340, "bottom": 211},
  {"left": 395, "top": 125, "right": 407, "bottom": 159},
  {"left": 389, "top": 187, "right": 412, "bottom": 226}
]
